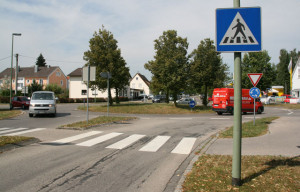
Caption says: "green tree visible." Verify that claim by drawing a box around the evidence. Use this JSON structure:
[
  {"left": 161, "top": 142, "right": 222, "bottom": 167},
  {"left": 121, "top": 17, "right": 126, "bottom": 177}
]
[
  {"left": 189, "top": 38, "right": 228, "bottom": 106},
  {"left": 36, "top": 53, "right": 47, "bottom": 67},
  {"left": 83, "top": 26, "right": 130, "bottom": 105},
  {"left": 28, "top": 80, "right": 43, "bottom": 96},
  {"left": 145, "top": 30, "right": 189, "bottom": 105},
  {"left": 45, "top": 84, "right": 63, "bottom": 95},
  {"left": 241, "top": 50, "right": 275, "bottom": 91}
]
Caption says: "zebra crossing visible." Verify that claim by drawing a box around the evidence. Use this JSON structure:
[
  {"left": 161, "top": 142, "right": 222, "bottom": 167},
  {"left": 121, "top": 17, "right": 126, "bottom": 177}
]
[
  {"left": 0, "top": 127, "right": 46, "bottom": 136},
  {"left": 1, "top": 127, "right": 198, "bottom": 155},
  {"left": 51, "top": 131, "right": 197, "bottom": 155}
]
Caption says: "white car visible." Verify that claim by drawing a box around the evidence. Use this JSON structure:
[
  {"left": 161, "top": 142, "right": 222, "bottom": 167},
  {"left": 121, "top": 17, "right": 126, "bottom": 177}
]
[
  {"left": 176, "top": 98, "right": 196, "bottom": 105},
  {"left": 29, "top": 91, "right": 58, "bottom": 117}
]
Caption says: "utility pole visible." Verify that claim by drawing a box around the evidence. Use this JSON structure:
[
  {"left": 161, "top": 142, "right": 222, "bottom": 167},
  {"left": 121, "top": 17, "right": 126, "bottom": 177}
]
[
  {"left": 15, "top": 53, "right": 19, "bottom": 95},
  {"left": 232, "top": 0, "right": 242, "bottom": 187}
]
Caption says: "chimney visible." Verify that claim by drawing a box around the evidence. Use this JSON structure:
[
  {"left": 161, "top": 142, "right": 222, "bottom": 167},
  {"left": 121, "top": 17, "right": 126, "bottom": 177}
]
[{"left": 34, "top": 65, "right": 38, "bottom": 73}]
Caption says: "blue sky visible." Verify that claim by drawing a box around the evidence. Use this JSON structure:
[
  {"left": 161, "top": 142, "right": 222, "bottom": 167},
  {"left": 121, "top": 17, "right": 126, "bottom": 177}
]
[{"left": 1, "top": 0, "right": 299, "bottom": 80}]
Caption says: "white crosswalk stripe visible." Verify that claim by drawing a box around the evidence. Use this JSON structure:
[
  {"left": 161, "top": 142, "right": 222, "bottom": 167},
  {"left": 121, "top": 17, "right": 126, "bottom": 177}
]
[
  {"left": 6, "top": 128, "right": 46, "bottom": 136},
  {"left": 51, "top": 131, "right": 103, "bottom": 144},
  {"left": 139, "top": 135, "right": 171, "bottom": 152},
  {"left": 0, "top": 128, "right": 28, "bottom": 135},
  {"left": 77, "top": 132, "right": 123, "bottom": 147},
  {"left": 171, "top": 137, "right": 197, "bottom": 155},
  {"left": 106, "top": 134, "right": 145, "bottom": 150}
]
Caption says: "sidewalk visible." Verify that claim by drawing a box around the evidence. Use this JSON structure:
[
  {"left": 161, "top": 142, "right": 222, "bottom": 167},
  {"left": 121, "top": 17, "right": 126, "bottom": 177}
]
[{"left": 206, "top": 116, "right": 300, "bottom": 157}]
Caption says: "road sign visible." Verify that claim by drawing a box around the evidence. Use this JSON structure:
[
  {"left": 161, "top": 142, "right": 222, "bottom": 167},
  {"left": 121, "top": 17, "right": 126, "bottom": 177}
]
[
  {"left": 216, "top": 7, "right": 261, "bottom": 52},
  {"left": 248, "top": 73, "right": 263, "bottom": 87},
  {"left": 249, "top": 87, "right": 260, "bottom": 99},
  {"left": 189, "top": 100, "right": 196, "bottom": 108}
]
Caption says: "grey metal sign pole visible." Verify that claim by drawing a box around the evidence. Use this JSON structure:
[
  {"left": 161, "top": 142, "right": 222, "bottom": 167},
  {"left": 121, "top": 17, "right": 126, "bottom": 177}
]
[
  {"left": 232, "top": 0, "right": 242, "bottom": 187},
  {"left": 87, "top": 64, "right": 90, "bottom": 124}
]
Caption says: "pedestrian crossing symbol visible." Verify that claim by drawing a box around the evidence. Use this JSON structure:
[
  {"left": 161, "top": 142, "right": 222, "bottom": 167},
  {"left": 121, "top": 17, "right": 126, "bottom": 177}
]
[{"left": 216, "top": 7, "right": 261, "bottom": 52}]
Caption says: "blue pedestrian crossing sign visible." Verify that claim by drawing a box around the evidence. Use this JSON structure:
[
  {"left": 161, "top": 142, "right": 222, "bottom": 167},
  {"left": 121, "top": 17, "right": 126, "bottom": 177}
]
[{"left": 216, "top": 7, "right": 261, "bottom": 52}]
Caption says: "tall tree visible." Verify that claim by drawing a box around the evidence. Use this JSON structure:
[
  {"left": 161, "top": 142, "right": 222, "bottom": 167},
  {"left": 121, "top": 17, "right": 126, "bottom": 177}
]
[
  {"left": 276, "top": 49, "right": 291, "bottom": 93},
  {"left": 83, "top": 26, "right": 130, "bottom": 105},
  {"left": 145, "top": 30, "right": 189, "bottom": 105},
  {"left": 189, "top": 38, "right": 228, "bottom": 106},
  {"left": 36, "top": 53, "right": 46, "bottom": 67},
  {"left": 241, "top": 50, "right": 275, "bottom": 91}
]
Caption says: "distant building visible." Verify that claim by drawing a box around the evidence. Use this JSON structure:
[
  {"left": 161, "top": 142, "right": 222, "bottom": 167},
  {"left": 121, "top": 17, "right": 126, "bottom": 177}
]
[
  {"left": 0, "top": 65, "right": 67, "bottom": 92},
  {"left": 68, "top": 69, "right": 151, "bottom": 100},
  {"left": 292, "top": 56, "right": 300, "bottom": 98}
]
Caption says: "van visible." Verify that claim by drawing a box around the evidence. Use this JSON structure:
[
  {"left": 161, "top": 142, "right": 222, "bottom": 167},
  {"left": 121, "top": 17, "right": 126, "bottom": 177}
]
[
  {"left": 29, "top": 91, "right": 57, "bottom": 117},
  {"left": 212, "top": 88, "right": 264, "bottom": 115}
]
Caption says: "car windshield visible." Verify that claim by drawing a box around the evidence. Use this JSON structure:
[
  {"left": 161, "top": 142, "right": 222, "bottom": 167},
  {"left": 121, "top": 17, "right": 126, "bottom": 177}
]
[
  {"left": 20, "top": 97, "right": 30, "bottom": 101},
  {"left": 32, "top": 93, "right": 54, "bottom": 100}
]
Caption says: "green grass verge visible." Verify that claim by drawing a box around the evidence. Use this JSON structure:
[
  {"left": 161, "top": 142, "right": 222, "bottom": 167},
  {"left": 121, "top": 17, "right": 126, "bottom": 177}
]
[
  {"left": 182, "top": 155, "right": 299, "bottom": 191},
  {"left": 0, "top": 109, "right": 23, "bottom": 120},
  {"left": 78, "top": 103, "right": 213, "bottom": 114},
  {"left": 60, "top": 116, "right": 136, "bottom": 129},
  {"left": 0, "top": 136, "right": 34, "bottom": 147},
  {"left": 268, "top": 103, "right": 300, "bottom": 110},
  {"left": 219, "top": 117, "right": 279, "bottom": 138}
]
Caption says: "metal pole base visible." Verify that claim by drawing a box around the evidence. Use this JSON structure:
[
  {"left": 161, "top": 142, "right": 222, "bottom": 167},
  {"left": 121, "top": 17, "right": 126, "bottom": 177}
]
[{"left": 232, "top": 177, "right": 242, "bottom": 186}]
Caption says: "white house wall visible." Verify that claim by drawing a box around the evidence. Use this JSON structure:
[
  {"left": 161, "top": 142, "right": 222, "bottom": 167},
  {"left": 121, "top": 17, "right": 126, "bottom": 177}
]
[
  {"left": 69, "top": 76, "right": 115, "bottom": 99},
  {"left": 292, "top": 59, "right": 300, "bottom": 97},
  {"left": 130, "top": 74, "right": 150, "bottom": 95}
]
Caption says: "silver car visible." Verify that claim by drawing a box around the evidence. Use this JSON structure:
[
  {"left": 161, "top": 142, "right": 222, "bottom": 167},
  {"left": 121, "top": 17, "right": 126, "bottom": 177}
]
[{"left": 29, "top": 91, "right": 57, "bottom": 117}]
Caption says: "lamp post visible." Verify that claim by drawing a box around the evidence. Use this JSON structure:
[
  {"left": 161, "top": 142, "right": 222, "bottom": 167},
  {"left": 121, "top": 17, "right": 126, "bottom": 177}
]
[{"left": 10, "top": 33, "right": 22, "bottom": 110}]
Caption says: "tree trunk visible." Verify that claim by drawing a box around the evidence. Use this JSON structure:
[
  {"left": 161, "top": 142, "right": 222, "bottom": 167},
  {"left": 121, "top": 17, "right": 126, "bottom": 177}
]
[
  {"left": 115, "top": 88, "right": 120, "bottom": 104},
  {"left": 203, "top": 84, "right": 208, "bottom": 106}
]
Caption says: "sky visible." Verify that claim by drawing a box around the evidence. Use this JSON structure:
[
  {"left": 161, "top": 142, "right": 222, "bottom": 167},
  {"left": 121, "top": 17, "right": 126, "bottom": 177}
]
[{"left": 1, "top": 0, "right": 299, "bottom": 80}]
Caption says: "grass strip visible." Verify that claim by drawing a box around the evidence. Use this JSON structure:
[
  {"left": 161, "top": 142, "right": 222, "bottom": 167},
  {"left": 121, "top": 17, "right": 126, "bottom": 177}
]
[
  {"left": 219, "top": 117, "right": 279, "bottom": 138},
  {"left": 60, "top": 116, "right": 136, "bottom": 129},
  {"left": 78, "top": 103, "right": 213, "bottom": 114},
  {"left": 0, "top": 109, "right": 23, "bottom": 120},
  {"left": 182, "top": 154, "right": 299, "bottom": 192},
  {"left": 0, "top": 136, "right": 34, "bottom": 147}
]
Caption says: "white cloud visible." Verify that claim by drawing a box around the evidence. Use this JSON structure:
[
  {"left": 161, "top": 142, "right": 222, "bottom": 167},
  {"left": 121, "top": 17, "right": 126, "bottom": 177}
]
[{"left": 1, "top": 0, "right": 299, "bottom": 80}]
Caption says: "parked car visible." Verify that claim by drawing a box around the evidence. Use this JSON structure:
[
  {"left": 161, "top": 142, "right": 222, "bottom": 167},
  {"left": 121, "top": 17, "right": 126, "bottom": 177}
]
[
  {"left": 11, "top": 96, "right": 30, "bottom": 109},
  {"left": 29, "top": 91, "right": 58, "bottom": 117},
  {"left": 152, "top": 95, "right": 166, "bottom": 103},
  {"left": 176, "top": 98, "right": 196, "bottom": 105}
]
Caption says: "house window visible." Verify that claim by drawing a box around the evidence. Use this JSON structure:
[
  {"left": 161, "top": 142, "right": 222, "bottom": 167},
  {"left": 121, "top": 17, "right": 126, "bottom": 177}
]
[
  {"left": 56, "top": 71, "right": 61, "bottom": 76},
  {"left": 136, "top": 77, "right": 138, "bottom": 80},
  {"left": 39, "top": 79, "right": 43, "bottom": 85},
  {"left": 60, "top": 80, "right": 63, "bottom": 86},
  {"left": 81, "top": 90, "right": 87, "bottom": 95},
  {"left": 12, "top": 80, "right": 15, "bottom": 83},
  {"left": 27, "top": 80, "right": 30, "bottom": 84}
]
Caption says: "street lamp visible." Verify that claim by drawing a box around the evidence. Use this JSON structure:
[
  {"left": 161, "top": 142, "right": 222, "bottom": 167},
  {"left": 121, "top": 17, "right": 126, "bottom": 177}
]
[{"left": 10, "top": 33, "right": 22, "bottom": 110}]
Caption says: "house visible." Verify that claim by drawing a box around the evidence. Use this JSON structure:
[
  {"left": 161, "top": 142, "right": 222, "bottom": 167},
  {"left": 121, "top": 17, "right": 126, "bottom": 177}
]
[
  {"left": 0, "top": 65, "right": 67, "bottom": 92},
  {"left": 292, "top": 56, "right": 300, "bottom": 98},
  {"left": 129, "top": 73, "right": 151, "bottom": 99},
  {"left": 68, "top": 69, "right": 151, "bottom": 100}
]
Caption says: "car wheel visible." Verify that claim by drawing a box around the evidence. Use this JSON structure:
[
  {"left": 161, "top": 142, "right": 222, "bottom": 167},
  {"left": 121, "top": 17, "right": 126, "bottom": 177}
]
[
  {"left": 217, "top": 112, "right": 223, "bottom": 115},
  {"left": 29, "top": 114, "right": 33, "bottom": 117},
  {"left": 257, "top": 108, "right": 262, "bottom": 114},
  {"left": 22, "top": 104, "right": 25, "bottom": 110}
]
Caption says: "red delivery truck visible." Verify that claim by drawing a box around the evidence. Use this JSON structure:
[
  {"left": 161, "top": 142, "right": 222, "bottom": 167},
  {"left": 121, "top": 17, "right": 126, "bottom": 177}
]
[{"left": 212, "top": 88, "right": 264, "bottom": 115}]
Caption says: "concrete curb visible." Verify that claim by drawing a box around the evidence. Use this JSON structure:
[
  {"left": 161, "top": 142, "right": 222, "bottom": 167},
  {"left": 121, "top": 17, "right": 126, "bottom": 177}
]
[{"left": 0, "top": 138, "right": 40, "bottom": 153}]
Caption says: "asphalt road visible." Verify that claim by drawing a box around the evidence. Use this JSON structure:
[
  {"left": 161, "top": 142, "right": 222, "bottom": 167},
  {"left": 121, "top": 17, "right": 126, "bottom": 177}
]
[{"left": 0, "top": 104, "right": 295, "bottom": 192}]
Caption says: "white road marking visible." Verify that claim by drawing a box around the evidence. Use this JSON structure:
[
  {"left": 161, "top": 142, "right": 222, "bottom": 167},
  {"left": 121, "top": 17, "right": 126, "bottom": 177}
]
[
  {"left": 6, "top": 128, "right": 46, "bottom": 136},
  {"left": 77, "top": 132, "right": 123, "bottom": 147},
  {"left": 171, "top": 137, "right": 197, "bottom": 155},
  {"left": 169, "top": 118, "right": 193, "bottom": 120},
  {"left": 139, "top": 136, "right": 171, "bottom": 152},
  {"left": 0, "top": 128, "right": 28, "bottom": 135},
  {"left": 51, "top": 131, "right": 102, "bottom": 144},
  {"left": 106, "top": 134, "right": 145, "bottom": 149},
  {"left": 211, "top": 118, "right": 230, "bottom": 120}
]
